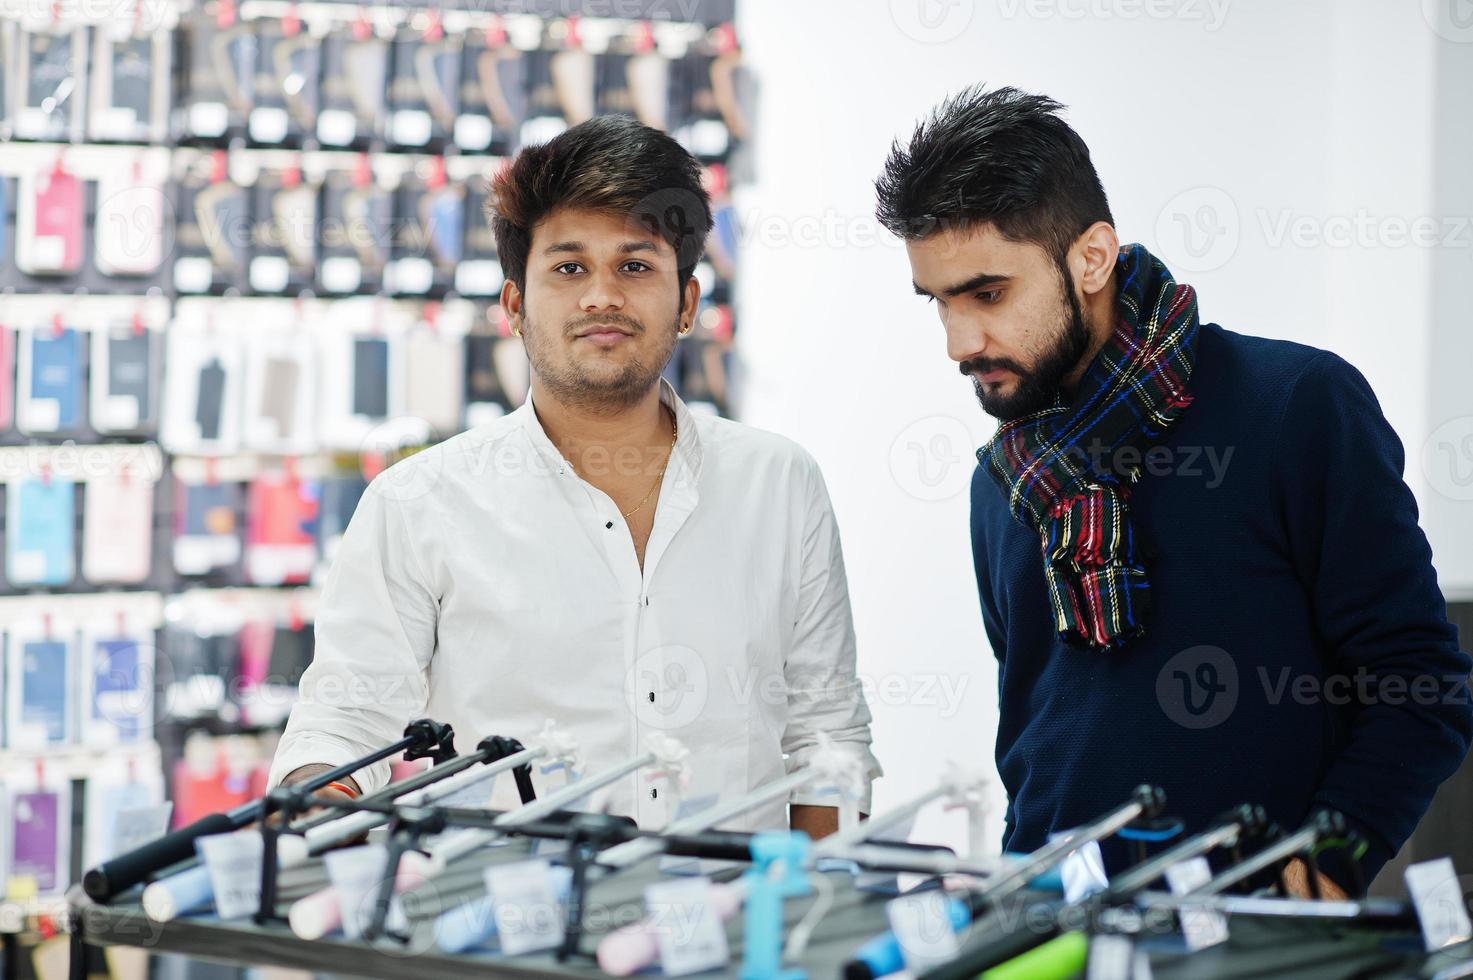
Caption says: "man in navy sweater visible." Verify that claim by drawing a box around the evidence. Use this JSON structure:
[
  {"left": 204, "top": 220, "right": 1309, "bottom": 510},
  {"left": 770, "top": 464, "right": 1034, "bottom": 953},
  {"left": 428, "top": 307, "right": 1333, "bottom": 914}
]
[{"left": 875, "top": 86, "right": 1473, "bottom": 896}]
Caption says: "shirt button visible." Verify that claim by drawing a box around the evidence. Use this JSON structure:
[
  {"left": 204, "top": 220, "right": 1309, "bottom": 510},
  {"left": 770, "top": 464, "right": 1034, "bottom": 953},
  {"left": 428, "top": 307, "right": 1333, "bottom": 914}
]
[
  {"left": 605, "top": 521, "right": 614, "bottom": 529},
  {"left": 648, "top": 691, "right": 655, "bottom": 703},
  {"left": 650, "top": 787, "right": 658, "bottom": 799}
]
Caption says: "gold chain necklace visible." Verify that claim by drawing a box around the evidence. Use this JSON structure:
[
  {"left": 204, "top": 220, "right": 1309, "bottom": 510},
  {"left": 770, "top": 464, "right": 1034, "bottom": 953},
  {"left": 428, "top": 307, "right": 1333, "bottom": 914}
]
[{"left": 622, "top": 409, "right": 678, "bottom": 520}]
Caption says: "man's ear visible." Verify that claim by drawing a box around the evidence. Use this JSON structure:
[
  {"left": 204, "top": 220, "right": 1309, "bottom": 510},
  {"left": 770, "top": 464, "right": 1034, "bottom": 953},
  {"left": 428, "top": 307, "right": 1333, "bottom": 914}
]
[
  {"left": 500, "top": 279, "right": 524, "bottom": 334},
  {"left": 1073, "top": 221, "right": 1120, "bottom": 298},
  {"left": 679, "top": 275, "right": 701, "bottom": 328}
]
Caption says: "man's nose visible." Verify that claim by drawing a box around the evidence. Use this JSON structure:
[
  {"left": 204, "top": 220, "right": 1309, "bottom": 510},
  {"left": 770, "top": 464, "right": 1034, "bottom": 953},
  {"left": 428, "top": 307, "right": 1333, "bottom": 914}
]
[
  {"left": 946, "top": 315, "right": 989, "bottom": 364},
  {"left": 579, "top": 269, "right": 626, "bottom": 311}
]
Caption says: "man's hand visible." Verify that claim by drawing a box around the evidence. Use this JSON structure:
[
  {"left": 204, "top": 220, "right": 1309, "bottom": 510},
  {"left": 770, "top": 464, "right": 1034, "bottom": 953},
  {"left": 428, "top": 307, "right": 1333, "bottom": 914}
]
[
  {"left": 267, "top": 765, "right": 362, "bottom": 827},
  {"left": 1282, "top": 857, "right": 1348, "bottom": 900}
]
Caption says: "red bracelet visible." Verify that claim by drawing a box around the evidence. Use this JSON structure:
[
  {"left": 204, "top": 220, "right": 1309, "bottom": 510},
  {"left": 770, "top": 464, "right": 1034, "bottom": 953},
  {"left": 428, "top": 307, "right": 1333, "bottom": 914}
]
[{"left": 324, "top": 780, "right": 359, "bottom": 798}]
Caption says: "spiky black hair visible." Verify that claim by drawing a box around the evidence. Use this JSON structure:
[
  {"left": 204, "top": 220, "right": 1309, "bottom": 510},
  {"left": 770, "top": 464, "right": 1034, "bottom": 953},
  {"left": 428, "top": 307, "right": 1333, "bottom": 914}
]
[{"left": 875, "top": 85, "right": 1113, "bottom": 261}]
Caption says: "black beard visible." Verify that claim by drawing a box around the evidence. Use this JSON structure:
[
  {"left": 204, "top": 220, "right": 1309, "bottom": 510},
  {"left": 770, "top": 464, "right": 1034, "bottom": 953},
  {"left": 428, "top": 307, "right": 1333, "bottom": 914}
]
[
  {"left": 522, "top": 305, "right": 679, "bottom": 414},
  {"left": 961, "top": 278, "right": 1093, "bottom": 422}
]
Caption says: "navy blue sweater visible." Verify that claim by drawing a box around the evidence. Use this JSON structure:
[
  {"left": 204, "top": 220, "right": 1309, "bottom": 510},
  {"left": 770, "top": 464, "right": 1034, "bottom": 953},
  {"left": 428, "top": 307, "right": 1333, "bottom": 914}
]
[{"left": 971, "top": 321, "right": 1473, "bottom": 892}]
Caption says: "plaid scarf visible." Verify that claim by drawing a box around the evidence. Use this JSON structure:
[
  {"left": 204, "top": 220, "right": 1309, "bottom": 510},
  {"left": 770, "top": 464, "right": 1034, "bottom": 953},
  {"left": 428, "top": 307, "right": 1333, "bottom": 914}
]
[{"left": 977, "top": 244, "right": 1199, "bottom": 650}]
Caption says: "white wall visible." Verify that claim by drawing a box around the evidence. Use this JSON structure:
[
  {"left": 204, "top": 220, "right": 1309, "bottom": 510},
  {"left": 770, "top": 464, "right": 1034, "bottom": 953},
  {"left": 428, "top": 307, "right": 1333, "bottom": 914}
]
[{"left": 732, "top": 0, "right": 1473, "bottom": 850}]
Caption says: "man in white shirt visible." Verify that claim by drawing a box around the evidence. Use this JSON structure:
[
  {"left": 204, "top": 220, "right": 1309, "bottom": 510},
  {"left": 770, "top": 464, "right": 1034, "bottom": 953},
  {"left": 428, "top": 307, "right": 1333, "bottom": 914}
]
[{"left": 269, "top": 116, "right": 880, "bottom": 835}]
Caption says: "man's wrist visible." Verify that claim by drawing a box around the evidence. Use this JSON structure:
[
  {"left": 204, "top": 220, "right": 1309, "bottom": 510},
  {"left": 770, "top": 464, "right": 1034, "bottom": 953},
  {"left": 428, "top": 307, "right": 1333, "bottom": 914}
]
[{"left": 282, "top": 764, "right": 361, "bottom": 796}]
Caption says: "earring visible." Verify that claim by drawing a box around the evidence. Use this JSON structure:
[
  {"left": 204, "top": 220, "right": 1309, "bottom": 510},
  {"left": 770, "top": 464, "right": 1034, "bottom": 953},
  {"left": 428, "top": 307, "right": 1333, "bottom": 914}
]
[
  {"left": 511, "top": 321, "right": 522, "bottom": 337},
  {"left": 678, "top": 322, "right": 692, "bottom": 336}
]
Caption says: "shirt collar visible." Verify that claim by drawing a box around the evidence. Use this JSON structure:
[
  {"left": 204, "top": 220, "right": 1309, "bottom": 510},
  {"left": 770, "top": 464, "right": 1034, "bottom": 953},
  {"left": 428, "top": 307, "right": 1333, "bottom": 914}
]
[{"left": 516, "top": 378, "right": 705, "bottom": 483}]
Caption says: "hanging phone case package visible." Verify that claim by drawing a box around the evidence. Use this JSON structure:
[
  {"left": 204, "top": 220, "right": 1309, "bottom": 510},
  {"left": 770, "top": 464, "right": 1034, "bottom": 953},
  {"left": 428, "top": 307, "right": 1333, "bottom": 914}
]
[
  {"left": 317, "top": 316, "right": 401, "bottom": 450},
  {"left": 3, "top": 624, "right": 75, "bottom": 748},
  {"left": 81, "top": 471, "right": 155, "bottom": 585},
  {"left": 387, "top": 157, "right": 462, "bottom": 296},
  {"left": 456, "top": 20, "right": 525, "bottom": 153},
  {"left": 17, "top": 321, "right": 84, "bottom": 434},
  {"left": 178, "top": 1, "right": 255, "bottom": 140},
  {"left": 16, "top": 160, "right": 85, "bottom": 277},
  {"left": 88, "top": 13, "right": 171, "bottom": 143},
  {"left": 13, "top": 24, "right": 86, "bottom": 141},
  {"left": 174, "top": 150, "right": 249, "bottom": 294},
  {"left": 244, "top": 471, "right": 320, "bottom": 585},
  {"left": 3, "top": 768, "right": 72, "bottom": 898},
  {"left": 249, "top": 12, "right": 318, "bottom": 145},
  {"left": 82, "top": 767, "right": 167, "bottom": 871},
  {"left": 6, "top": 476, "right": 76, "bottom": 588},
  {"left": 316, "top": 16, "right": 388, "bottom": 147},
  {"left": 161, "top": 325, "right": 243, "bottom": 455},
  {"left": 80, "top": 629, "right": 156, "bottom": 747},
  {"left": 172, "top": 475, "right": 243, "bottom": 577},
  {"left": 670, "top": 34, "right": 732, "bottom": 161},
  {"left": 242, "top": 328, "right": 315, "bottom": 455},
  {"left": 385, "top": 15, "right": 460, "bottom": 149},
  {"left": 406, "top": 325, "right": 465, "bottom": 436},
  {"left": 249, "top": 163, "right": 317, "bottom": 294},
  {"left": 456, "top": 169, "right": 504, "bottom": 298},
  {"left": 94, "top": 151, "right": 169, "bottom": 278},
  {"left": 89, "top": 319, "right": 159, "bottom": 435},
  {"left": 159, "top": 626, "right": 238, "bottom": 724},
  {"left": 520, "top": 21, "right": 590, "bottom": 146},
  {"left": 319, "top": 154, "right": 391, "bottom": 295},
  {"left": 171, "top": 734, "right": 256, "bottom": 827}
]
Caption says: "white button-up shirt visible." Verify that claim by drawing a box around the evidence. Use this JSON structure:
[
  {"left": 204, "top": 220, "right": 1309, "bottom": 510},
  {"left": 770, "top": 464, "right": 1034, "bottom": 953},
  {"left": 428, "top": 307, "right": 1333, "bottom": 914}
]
[{"left": 268, "top": 381, "right": 880, "bottom": 829}]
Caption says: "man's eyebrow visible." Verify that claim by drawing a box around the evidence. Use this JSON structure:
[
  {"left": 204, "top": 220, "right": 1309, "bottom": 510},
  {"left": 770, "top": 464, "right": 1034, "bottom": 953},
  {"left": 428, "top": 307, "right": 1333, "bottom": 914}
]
[
  {"left": 920, "top": 271, "right": 1012, "bottom": 298},
  {"left": 542, "top": 240, "right": 661, "bottom": 255}
]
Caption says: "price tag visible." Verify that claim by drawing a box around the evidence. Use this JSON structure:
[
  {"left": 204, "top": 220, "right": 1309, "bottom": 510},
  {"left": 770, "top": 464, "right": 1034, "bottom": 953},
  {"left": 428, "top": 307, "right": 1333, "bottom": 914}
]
[
  {"left": 434, "top": 773, "right": 496, "bottom": 809},
  {"left": 645, "top": 877, "right": 730, "bottom": 976},
  {"left": 24, "top": 398, "right": 61, "bottom": 434},
  {"left": 11, "top": 551, "right": 48, "bottom": 584},
  {"left": 111, "top": 802, "right": 173, "bottom": 859},
  {"left": 317, "top": 109, "right": 357, "bottom": 146},
  {"left": 174, "top": 256, "right": 214, "bottom": 294},
  {"left": 1164, "top": 857, "right": 1229, "bottom": 951},
  {"left": 189, "top": 102, "right": 228, "bottom": 137},
  {"left": 1048, "top": 833, "right": 1109, "bottom": 903},
  {"left": 454, "top": 114, "right": 493, "bottom": 150},
  {"left": 249, "top": 256, "right": 290, "bottom": 294},
  {"left": 102, "top": 395, "right": 140, "bottom": 431},
  {"left": 387, "top": 257, "right": 433, "bottom": 295},
  {"left": 485, "top": 859, "right": 564, "bottom": 955},
  {"left": 321, "top": 256, "right": 363, "bottom": 294},
  {"left": 248, "top": 107, "right": 290, "bottom": 144},
  {"left": 455, "top": 260, "right": 504, "bottom": 296},
  {"left": 1087, "top": 933, "right": 1134, "bottom": 980},
  {"left": 1405, "top": 857, "right": 1473, "bottom": 952},
  {"left": 391, "top": 110, "right": 432, "bottom": 146},
  {"left": 885, "top": 889, "right": 959, "bottom": 972},
  {"left": 5, "top": 876, "right": 39, "bottom": 903},
  {"left": 196, "top": 832, "right": 264, "bottom": 920},
  {"left": 323, "top": 844, "right": 407, "bottom": 939},
  {"left": 520, "top": 116, "right": 567, "bottom": 146}
]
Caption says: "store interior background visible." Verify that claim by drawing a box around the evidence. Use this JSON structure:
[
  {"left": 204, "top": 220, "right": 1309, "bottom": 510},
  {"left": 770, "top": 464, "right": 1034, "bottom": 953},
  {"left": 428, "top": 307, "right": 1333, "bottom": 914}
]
[{"left": 734, "top": 0, "right": 1473, "bottom": 884}]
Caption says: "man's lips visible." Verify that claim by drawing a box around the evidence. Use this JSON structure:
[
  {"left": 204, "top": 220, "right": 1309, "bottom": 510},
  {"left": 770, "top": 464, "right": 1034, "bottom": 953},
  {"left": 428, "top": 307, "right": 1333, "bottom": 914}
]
[
  {"left": 975, "top": 368, "right": 1012, "bottom": 384},
  {"left": 574, "top": 325, "right": 635, "bottom": 345}
]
